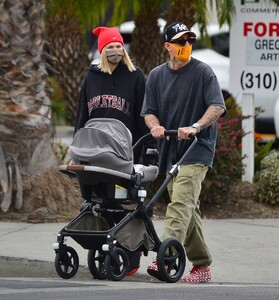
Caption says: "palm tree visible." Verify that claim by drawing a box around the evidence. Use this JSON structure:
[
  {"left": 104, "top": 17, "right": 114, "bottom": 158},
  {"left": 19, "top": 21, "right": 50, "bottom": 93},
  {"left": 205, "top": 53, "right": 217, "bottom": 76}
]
[
  {"left": 129, "top": 7, "right": 164, "bottom": 75},
  {"left": 45, "top": 11, "right": 88, "bottom": 123},
  {"left": 45, "top": 0, "right": 112, "bottom": 124},
  {"left": 164, "top": 0, "right": 196, "bottom": 28},
  {"left": 126, "top": 1, "right": 165, "bottom": 75},
  {"left": 0, "top": 0, "right": 80, "bottom": 217},
  {"left": 108, "top": 0, "right": 164, "bottom": 76}
]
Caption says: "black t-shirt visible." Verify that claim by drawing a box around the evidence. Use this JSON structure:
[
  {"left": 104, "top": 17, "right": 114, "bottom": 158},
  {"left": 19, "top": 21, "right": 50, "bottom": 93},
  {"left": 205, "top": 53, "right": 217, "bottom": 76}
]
[{"left": 141, "top": 58, "right": 226, "bottom": 172}]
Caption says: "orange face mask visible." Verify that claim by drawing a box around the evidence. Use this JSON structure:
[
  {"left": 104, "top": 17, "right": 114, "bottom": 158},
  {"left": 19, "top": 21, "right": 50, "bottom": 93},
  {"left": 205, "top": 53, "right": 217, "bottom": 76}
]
[{"left": 170, "top": 44, "right": 192, "bottom": 62}]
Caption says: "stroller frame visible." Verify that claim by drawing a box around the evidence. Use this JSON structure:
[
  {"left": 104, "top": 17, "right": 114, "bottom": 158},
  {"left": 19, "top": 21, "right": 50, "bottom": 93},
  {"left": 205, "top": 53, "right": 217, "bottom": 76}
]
[{"left": 53, "top": 121, "right": 197, "bottom": 283}]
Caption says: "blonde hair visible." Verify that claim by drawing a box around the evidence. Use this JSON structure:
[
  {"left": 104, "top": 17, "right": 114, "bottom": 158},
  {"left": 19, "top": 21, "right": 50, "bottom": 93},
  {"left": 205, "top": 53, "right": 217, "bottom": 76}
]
[{"left": 98, "top": 47, "right": 136, "bottom": 74}]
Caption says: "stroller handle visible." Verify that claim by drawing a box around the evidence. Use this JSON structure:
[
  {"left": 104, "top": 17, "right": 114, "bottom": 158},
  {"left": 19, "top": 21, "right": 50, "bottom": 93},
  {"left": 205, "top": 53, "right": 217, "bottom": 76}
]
[
  {"left": 133, "top": 130, "right": 195, "bottom": 150},
  {"left": 132, "top": 133, "right": 152, "bottom": 150},
  {"left": 165, "top": 130, "right": 196, "bottom": 139},
  {"left": 164, "top": 130, "right": 177, "bottom": 136}
]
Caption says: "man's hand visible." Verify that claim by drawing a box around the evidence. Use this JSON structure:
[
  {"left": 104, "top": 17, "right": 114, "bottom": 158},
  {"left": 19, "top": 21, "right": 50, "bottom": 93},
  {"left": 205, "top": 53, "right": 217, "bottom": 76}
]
[
  {"left": 150, "top": 125, "right": 166, "bottom": 139},
  {"left": 178, "top": 127, "right": 197, "bottom": 140}
]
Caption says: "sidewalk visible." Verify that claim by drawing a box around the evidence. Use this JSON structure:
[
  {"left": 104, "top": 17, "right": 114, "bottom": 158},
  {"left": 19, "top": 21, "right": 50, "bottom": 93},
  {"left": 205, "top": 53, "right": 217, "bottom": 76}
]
[
  {"left": 1, "top": 219, "right": 279, "bottom": 284},
  {"left": 2, "top": 127, "right": 278, "bottom": 283}
]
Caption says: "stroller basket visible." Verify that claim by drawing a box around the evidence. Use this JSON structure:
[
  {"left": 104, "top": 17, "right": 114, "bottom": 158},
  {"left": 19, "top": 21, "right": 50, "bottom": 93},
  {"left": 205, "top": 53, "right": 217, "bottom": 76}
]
[
  {"left": 64, "top": 212, "right": 110, "bottom": 249},
  {"left": 65, "top": 212, "right": 110, "bottom": 232},
  {"left": 64, "top": 212, "right": 155, "bottom": 251}
]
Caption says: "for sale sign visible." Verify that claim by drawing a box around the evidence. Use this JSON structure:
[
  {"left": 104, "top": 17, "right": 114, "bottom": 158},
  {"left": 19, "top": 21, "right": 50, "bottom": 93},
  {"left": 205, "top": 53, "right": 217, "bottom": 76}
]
[
  {"left": 245, "top": 22, "right": 279, "bottom": 65},
  {"left": 229, "top": 0, "right": 279, "bottom": 94}
]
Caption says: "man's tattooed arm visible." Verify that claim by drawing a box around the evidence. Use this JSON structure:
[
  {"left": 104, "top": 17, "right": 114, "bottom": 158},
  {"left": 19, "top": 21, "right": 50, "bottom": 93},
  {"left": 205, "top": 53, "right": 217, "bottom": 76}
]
[{"left": 198, "top": 105, "right": 226, "bottom": 130}]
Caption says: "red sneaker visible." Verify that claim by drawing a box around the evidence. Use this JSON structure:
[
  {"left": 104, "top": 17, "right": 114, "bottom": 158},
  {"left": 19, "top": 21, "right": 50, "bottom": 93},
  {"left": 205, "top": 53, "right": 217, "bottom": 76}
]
[
  {"left": 126, "top": 251, "right": 142, "bottom": 276},
  {"left": 181, "top": 266, "right": 211, "bottom": 283}
]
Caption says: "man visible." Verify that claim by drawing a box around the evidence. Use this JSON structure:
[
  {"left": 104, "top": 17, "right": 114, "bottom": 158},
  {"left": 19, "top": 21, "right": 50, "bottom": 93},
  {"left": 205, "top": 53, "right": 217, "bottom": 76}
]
[{"left": 141, "top": 22, "right": 226, "bottom": 283}]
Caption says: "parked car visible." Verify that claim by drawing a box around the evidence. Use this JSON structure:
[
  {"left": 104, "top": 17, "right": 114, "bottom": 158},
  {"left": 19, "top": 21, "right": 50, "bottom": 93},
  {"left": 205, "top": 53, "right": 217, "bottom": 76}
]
[{"left": 89, "top": 20, "right": 278, "bottom": 142}]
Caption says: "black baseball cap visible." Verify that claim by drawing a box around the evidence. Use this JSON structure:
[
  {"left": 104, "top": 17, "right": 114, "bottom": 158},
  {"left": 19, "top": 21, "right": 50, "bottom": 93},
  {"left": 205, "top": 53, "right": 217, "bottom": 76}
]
[{"left": 164, "top": 22, "right": 196, "bottom": 42}]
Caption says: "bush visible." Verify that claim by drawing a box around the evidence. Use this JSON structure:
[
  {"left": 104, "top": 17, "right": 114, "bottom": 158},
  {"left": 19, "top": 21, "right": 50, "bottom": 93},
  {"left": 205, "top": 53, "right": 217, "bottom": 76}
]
[
  {"left": 200, "top": 95, "right": 276, "bottom": 204},
  {"left": 254, "top": 153, "right": 279, "bottom": 205},
  {"left": 254, "top": 135, "right": 274, "bottom": 173},
  {"left": 200, "top": 95, "right": 244, "bottom": 203}
]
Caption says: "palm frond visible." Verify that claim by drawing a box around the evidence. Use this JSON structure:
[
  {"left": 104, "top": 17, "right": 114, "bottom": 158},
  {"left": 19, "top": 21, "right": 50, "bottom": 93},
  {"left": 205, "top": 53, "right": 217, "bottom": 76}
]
[
  {"left": 46, "top": 0, "right": 111, "bottom": 32},
  {"left": 214, "top": 0, "right": 235, "bottom": 27}
]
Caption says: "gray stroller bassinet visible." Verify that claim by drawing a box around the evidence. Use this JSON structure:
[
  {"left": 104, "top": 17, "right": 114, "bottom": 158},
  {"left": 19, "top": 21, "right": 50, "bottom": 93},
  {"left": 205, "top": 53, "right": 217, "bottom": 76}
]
[
  {"left": 67, "top": 118, "right": 158, "bottom": 201},
  {"left": 69, "top": 118, "right": 134, "bottom": 174}
]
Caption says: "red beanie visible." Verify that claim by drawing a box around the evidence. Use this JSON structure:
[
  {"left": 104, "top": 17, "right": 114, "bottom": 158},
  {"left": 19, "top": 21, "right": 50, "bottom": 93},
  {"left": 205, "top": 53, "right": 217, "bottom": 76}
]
[{"left": 92, "top": 26, "right": 124, "bottom": 53}]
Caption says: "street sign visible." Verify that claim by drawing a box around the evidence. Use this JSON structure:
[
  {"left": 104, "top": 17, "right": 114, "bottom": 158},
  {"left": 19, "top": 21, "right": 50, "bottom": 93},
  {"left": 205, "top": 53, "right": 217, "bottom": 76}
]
[
  {"left": 229, "top": 0, "right": 279, "bottom": 183},
  {"left": 230, "top": 0, "right": 279, "bottom": 95}
]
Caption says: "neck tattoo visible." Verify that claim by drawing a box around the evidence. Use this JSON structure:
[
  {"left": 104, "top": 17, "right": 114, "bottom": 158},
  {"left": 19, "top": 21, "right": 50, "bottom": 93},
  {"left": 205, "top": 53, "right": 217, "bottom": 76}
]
[{"left": 168, "top": 57, "right": 191, "bottom": 70}]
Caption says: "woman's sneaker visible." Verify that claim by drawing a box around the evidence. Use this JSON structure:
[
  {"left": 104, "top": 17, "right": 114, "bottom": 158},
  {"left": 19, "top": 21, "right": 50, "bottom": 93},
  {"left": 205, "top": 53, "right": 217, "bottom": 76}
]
[
  {"left": 126, "top": 251, "right": 142, "bottom": 276},
  {"left": 181, "top": 266, "right": 211, "bottom": 283}
]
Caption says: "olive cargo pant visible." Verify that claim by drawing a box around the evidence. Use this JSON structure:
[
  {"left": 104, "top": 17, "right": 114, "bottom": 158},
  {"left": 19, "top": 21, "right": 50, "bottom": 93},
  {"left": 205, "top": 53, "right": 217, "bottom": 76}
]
[{"left": 161, "top": 163, "right": 212, "bottom": 267}]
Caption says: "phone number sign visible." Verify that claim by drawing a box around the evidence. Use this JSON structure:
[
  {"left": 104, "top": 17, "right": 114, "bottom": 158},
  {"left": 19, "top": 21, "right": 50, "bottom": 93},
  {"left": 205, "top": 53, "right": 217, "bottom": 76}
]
[{"left": 229, "top": 0, "right": 279, "bottom": 95}]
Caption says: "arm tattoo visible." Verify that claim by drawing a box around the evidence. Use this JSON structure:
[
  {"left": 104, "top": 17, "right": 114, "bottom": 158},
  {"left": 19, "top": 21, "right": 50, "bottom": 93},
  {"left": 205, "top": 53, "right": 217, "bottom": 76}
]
[{"left": 198, "top": 105, "right": 225, "bottom": 130}]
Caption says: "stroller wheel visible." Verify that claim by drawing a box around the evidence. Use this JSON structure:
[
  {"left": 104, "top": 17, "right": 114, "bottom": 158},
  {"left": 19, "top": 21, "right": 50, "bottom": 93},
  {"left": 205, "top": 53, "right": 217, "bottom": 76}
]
[
  {"left": 104, "top": 247, "right": 128, "bottom": 281},
  {"left": 157, "top": 238, "right": 186, "bottom": 283},
  {"left": 87, "top": 248, "right": 107, "bottom": 280},
  {"left": 55, "top": 246, "right": 79, "bottom": 279}
]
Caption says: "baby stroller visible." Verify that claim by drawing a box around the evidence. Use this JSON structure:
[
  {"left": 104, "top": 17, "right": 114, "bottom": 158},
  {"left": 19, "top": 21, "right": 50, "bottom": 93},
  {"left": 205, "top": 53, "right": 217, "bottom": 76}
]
[{"left": 53, "top": 118, "right": 197, "bottom": 283}]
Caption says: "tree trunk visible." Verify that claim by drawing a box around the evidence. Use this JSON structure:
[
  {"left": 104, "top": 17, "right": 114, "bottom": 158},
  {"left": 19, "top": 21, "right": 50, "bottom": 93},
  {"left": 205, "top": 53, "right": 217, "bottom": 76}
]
[
  {"left": 129, "top": 7, "right": 165, "bottom": 76},
  {"left": 164, "top": 0, "right": 196, "bottom": 29},
  {"left": 0, "top": 0, "right": 81, "bottom": 218},
  {"left": 45, "top": 13, "right": 89, "bottom": 124}
]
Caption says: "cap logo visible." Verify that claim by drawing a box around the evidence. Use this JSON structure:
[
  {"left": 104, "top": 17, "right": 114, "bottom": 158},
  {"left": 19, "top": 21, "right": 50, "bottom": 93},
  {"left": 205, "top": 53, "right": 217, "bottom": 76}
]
[{"left": 172, "top": 23, "right": 187, "bottom": 32}]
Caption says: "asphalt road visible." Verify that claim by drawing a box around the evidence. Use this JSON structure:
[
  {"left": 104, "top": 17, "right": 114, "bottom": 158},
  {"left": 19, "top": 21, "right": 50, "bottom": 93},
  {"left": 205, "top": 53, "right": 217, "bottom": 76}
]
[{"left": 1, "top": 278, "right": 279, "bottom": 300}]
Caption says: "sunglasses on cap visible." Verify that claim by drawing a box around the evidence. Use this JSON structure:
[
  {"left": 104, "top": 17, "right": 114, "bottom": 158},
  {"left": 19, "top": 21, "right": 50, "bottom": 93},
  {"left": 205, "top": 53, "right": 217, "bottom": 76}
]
[{"left": 169, "top": 36, "right": 196, "bottom": 46}]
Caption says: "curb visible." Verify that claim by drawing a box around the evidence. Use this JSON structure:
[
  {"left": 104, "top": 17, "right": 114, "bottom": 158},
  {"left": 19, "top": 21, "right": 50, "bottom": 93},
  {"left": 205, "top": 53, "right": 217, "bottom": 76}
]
[{"left": 0, "top": 256, "right": 153, "bottom": 282}]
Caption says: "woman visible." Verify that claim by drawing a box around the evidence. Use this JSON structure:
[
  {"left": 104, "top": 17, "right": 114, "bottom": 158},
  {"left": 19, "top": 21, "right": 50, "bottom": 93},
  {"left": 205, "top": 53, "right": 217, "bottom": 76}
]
[
  {"left": 75, "top": 26, "right": 148, "bottom": 161},
  {"left": 75, "top": 26, "right": 147, "bottom": 276}
]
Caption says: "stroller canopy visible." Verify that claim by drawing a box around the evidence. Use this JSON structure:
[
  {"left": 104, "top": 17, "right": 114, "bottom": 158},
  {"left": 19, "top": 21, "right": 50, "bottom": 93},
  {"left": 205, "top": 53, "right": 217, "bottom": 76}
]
[{"left": 69, "top": 118, "right": 134, "bottom": 174}]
